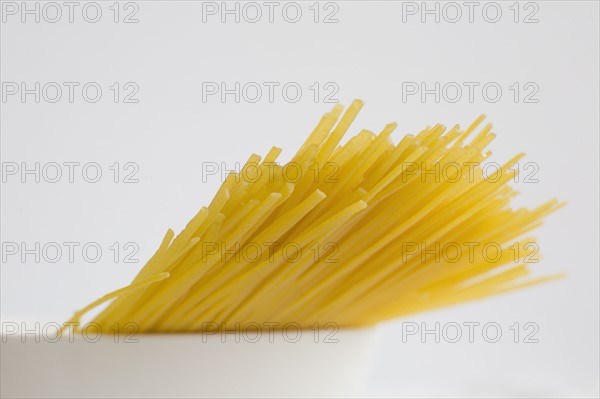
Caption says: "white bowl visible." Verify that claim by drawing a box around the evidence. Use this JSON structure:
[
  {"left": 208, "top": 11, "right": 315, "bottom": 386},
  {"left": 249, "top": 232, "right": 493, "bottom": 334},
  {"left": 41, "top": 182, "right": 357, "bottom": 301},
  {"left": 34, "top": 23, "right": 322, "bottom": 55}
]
[{"left": 1, "top": 327, "right": 375, "bottom": 398}]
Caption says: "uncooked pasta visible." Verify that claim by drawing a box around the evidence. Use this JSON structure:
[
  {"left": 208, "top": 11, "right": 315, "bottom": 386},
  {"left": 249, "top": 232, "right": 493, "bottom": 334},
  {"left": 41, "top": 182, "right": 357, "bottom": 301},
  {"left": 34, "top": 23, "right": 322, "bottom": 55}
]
[{"left": 65, "top": 100, "right": 562, "bottom": 333}]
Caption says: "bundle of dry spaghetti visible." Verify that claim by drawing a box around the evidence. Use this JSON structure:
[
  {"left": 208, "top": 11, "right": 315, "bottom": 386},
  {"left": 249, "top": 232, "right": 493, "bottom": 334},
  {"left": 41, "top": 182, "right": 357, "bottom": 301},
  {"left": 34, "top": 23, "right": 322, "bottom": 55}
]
[{"left": 67, "top": 100, "right": 562, "bottom": 333}]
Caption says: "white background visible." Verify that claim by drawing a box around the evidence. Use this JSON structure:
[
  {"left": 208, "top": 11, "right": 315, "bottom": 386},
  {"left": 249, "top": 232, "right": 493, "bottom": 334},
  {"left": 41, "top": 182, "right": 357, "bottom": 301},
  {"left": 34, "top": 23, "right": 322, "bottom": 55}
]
[{"left": 1, "top": 1, "right": 599, "bottom": 397}]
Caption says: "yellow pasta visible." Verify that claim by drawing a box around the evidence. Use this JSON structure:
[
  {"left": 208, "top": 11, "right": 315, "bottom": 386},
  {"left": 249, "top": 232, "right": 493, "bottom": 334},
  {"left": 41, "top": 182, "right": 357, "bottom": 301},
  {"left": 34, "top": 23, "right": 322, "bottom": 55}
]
[{"left": 65, "top": 100, "right": 563, "bottom": 332}]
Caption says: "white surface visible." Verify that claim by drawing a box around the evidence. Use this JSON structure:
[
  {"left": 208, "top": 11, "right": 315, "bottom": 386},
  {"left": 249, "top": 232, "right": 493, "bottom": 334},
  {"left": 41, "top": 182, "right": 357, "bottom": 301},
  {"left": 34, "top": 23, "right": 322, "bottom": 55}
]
[
  {"left": 1, "top": 328, "right": 375, "bottom": 398},
  {"left": 1, "top": 1, "right": 599, "bottom": 397}
]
